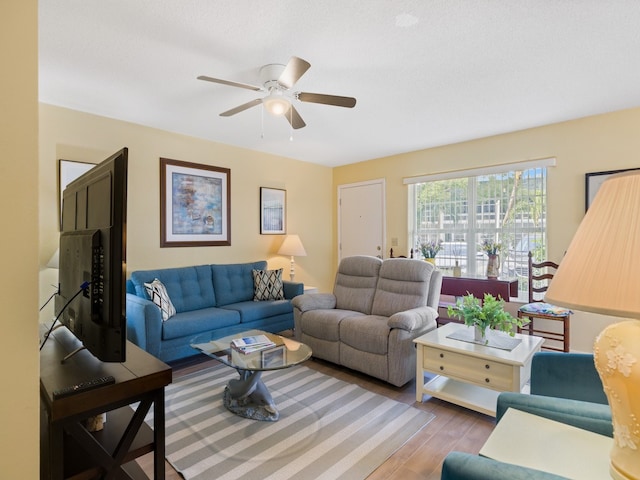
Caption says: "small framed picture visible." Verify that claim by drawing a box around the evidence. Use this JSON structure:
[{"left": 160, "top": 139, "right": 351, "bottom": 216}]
[
  {"left": 585, "top": 168, "right": 640, "bottom": 210},
  {"left": 261, "top": 345, "right": 286, "bottom": 368},
  {"left": 260, "top": 187, "right": 286, "bottom": 234}
]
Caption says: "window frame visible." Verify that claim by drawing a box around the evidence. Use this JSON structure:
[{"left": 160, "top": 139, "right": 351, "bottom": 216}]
[{"left": 406, "top": 158, "right": 555, "bottom": 301}]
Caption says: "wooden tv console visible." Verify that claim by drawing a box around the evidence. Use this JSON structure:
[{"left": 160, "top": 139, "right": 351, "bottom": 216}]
[{"left": 40, "top": 326, "right": 172, "bottom": 479}]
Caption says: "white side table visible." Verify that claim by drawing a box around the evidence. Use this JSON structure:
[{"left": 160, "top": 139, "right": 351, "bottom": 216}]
[
  {"left": 303, "top": 286, "right": 318, "bottom": 294},
  {"left": 480, "top": 408, "right": 612, "bottom": 479},
  {"left": 414, "top": 323, "right": 543, "bottom": 416}
]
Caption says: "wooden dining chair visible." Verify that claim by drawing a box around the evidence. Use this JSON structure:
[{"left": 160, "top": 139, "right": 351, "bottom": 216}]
[{"left": 517, "top": 252, "right": 572, "bottom": 352}]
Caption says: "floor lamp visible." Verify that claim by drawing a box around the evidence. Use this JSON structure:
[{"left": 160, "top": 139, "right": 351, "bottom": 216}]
[
  {"left": 277, "top": 234, "right": 306, "bottom": 281},
  {"left": 545, "top": 170, "right": 640, "bottom": 480}
]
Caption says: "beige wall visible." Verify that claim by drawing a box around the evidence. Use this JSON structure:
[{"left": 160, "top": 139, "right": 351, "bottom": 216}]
[
  {"left": 0, "top": 1, "right": 40, "bottom": 477},
  {"left": 334, "top": 107, "right": 640, "bottom": 352},
  {"left": 38, "top": 104, "right": 335, "bottom": 322},
  {"left": 39, "top": 105, "right": 640, "bottom": 354}
]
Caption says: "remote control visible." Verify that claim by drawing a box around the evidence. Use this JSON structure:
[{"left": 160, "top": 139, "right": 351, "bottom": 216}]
[{"left": 52, "top": 375, "right": 116, "bottom": 399}]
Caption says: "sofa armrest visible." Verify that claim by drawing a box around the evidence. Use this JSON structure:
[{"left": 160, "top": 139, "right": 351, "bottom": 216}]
[
  {"left": 291, "top": 293, "right": 337, "bottom": 313},
  {"left": 531, "top": 352, "right": 608, "bottom": 405},
  {"left": 283, "top": 280, "right": 304, "bottom": 300},
  {"left": 497, "top": 392, "right": 612, "bottom": 438},
  {"left": 388, "top": 306, "right": 438, "bottom": 332},
  {"left": 126, "top": 293, "right": 163, "bottom": 357},
  {"left": 441, "top": 451, "right": 567, "bottom": 480}
]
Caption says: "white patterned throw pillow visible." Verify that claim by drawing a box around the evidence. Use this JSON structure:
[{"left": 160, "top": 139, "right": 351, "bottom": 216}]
[
  {"left": 144, "top": 278, "right": 176, "bottom": 321},
  {"left": 252, "top": 268, "right": 285, "bottom": 301}
]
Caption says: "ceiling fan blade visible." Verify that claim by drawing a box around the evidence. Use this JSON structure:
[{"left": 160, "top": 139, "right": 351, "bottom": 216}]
[
  {"left": 197, "top": 75, "right": 262, "bottom": 92},
  {"left": 219, "top": 98, "right": 263, "bottom": 117},
  {"left": 284, "top": 105, "right": 306, "bottom": 129},
  {"left": 297, "top": 92, "right": 356, "bottom": 108},
  {"left": 278, "top": 57, "right": 311, "bottom": 89}
]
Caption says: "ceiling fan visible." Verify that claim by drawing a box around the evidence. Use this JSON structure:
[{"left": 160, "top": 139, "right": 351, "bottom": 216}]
[{"left": 197, "top": 56, "right": 356, "bottom": 130}]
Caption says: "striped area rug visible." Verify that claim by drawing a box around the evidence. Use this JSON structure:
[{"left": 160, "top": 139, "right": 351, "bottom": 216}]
[{"left": 153, "top": 364, "right": 435, "bottom": 480}]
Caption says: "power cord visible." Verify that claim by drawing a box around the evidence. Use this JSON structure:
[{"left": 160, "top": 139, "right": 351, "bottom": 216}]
[
  {"left": 39, "top": 281, "right": 91, "bottom": 351},
  {"left": 39, "top": 286, "right": 59, "bottom": 312}
]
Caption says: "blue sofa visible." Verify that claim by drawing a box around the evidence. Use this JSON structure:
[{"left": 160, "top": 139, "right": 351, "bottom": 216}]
[
  {"left": 441, "top": 352, "right": 611, "bottom": 479},
  {"left": 126, "top": 261, "right": 303, "bottom": 362}
]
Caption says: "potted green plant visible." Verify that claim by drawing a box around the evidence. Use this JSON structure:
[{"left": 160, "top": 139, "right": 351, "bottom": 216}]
[
  {"left": 419, "top": 240, "right": 442, "bottom": 264},
  {"left": 447, "top": 293, "right": 529, "bottom": 343}
]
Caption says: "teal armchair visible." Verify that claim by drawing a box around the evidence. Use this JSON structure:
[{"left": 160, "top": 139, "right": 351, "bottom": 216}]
[{"left": 440, "top": 352, "right": 611, "bottom": 480}]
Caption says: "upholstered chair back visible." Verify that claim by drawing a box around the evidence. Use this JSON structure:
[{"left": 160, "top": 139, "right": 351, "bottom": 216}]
[
  {"left": 371, "top": 258, "right": 436, "bottom": 317},
  {"left": 333, "top": 255, "right": 383, "bottom": 314}
]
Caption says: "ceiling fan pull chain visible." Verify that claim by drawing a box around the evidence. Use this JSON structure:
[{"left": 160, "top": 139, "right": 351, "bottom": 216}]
[{"left": 261, "top": 104, "right": 265, "bottom": 139}]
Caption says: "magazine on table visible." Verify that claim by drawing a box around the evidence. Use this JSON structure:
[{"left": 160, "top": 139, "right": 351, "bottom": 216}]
[{"left": 231, "top": 334, "right": 276, "bottom": 354}]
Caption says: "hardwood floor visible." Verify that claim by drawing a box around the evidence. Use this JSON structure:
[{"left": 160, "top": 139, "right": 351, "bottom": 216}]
[{"left": 136, "top": 355, "right": 496, "bottom": 480}]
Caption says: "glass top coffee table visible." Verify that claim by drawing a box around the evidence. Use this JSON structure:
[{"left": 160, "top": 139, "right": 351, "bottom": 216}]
[{"left": 191, "top": 330, "right": 312, "bottom": 421}]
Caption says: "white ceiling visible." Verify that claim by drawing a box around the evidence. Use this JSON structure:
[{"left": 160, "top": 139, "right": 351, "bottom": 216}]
[{"left": 39, "top": 1, "right": 640, "bottom": 167}]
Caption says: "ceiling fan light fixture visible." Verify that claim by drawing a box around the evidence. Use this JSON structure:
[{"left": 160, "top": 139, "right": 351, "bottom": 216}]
[{"left": 263, "top": 91, "right": 290, "bottom": 116}]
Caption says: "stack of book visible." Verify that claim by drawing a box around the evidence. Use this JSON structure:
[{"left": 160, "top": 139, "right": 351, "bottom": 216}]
[{"left": 230, "top": 334, "right": 276, "bottom": 354}]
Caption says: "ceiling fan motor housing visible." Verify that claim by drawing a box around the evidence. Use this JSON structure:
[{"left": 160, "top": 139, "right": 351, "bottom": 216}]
[{"left": 260, "top": 64, "right": 287, "bottom": 89}]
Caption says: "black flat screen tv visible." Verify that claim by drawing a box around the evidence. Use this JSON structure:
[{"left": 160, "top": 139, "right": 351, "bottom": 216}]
[{"left": 55, "top": 148, "right": 128, "bottom": 362}]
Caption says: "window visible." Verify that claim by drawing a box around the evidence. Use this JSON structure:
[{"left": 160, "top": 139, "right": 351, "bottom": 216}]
[{"left": 407, "top": 160, "right": 552, "bottom": 300}]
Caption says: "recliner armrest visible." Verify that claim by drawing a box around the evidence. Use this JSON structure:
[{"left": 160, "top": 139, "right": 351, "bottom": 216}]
[
  {"left": 497, "top": 392, "right": 612, "bottom": 438},
  {"left": 291, "top": 293, "right": 337, "bottom": 313},
  {"left": 531, "top": 352, "right": 608, "bottom": 405},
  {"left": 388, "top": 306, "right": 438, "bottom": 332}
]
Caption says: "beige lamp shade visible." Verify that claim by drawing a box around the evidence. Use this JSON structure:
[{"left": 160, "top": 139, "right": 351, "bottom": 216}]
[
  {"left": 278, "top": 234, "right": 306, "bottom": 281},
  {"left": 277, "top": 234, "right": 307, "bottom": 257},
  {"left": 544, "top": 170, "right": 640, "bottom": 319},
  {"left": 545, "top": 170, "right": 640, "bottom": 480}
]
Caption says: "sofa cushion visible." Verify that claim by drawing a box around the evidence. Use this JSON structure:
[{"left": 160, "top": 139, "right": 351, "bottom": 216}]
[
  {"left": 333, "top": 255, "right": 382, "bottom": 314},
  {"left": 300, "top": 309, "right": 363, "bottom": 342},
  {"left": 371, "top": 258, "right": 433, "bottom": 317},
  {"left": 144, "top": 278, "right": 176, "bottom": 321},
  {"left": 212, "top": 261, "right": 267, "bottom": 306},
  {"left": 340, "top": 315, "right": 391, "bottom": 355},
  {"left": 161, "top": 307, "right": 240, "bottom": 340},
  {"left": 222, "top": 299, "right": 292, "bottom": 323},
  {"left": 252, "top": 268, "right": 285, "bottom": 301},
  {"left": 130, "top": 265, "right": 215, "bottom": 313}
]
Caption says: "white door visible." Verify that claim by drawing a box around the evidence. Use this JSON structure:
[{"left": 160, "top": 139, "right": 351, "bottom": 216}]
[{"left": 338, "top": 179, "right": 385, "bottom": 262}]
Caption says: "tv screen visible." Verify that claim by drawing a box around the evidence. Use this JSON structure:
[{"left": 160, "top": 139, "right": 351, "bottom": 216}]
[{"left": 56, "top": 148, "right": 128, "bottom": 362}]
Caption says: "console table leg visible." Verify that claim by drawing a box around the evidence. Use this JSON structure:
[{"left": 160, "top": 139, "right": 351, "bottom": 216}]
[{"left": 154, "top": 389, "right": 165, "bottom": 480}]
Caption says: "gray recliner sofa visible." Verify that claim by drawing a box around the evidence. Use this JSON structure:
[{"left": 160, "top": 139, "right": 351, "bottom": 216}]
[{"left": 291, "top": 255, "right": 443, "bottom": 386}]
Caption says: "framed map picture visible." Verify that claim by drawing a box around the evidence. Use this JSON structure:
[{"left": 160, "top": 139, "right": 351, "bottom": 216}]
[{"left": 160, "top": 158, "right": 231, "bottom": 247}]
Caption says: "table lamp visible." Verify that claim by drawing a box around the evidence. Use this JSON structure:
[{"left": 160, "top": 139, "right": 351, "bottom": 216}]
[
  {"left": 277, "top": 234, "right": 306, "bottom": 281},
  {"left": 545, "top": 170, "right": 640, "bottom": 480}
]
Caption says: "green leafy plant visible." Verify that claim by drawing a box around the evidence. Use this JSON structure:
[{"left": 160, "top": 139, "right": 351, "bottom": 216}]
[
  {"left": 447, "top": 293, "right": 529, "bottom": 337},
  {"left": 420, "top": 240, "right": 442, "bottom": 258}
]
